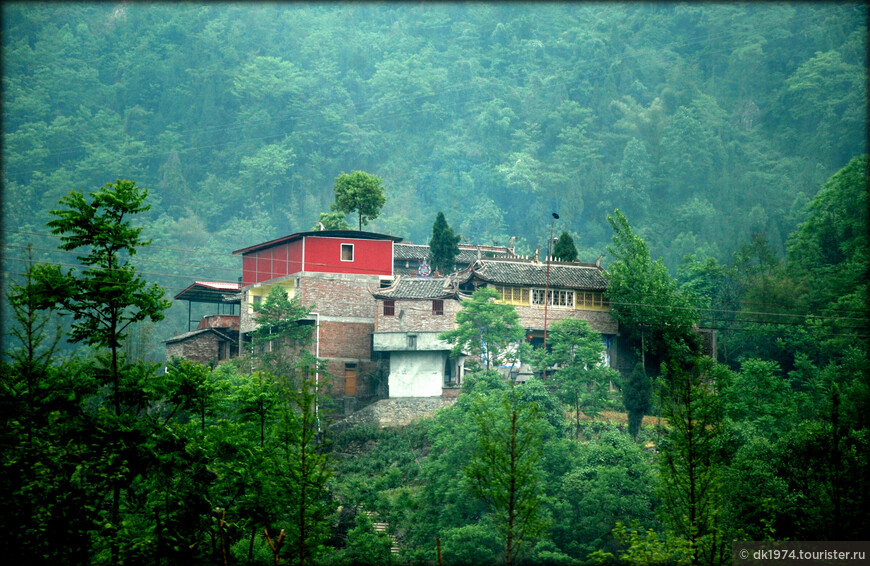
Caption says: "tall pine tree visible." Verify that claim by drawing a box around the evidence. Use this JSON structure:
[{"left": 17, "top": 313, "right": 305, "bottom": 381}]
[
  {"left": 553, "top": 231, "right": 579, "bottom": 262},
  {"left": 429, "top": 211, "right": 461, "bottom": 276}
]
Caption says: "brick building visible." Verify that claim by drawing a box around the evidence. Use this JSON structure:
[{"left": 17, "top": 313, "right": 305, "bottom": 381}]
[
  {"left": 164, "top": 281, "right": 241, "bottom": 366},
  {"left": 232, "top": 229, "right": 401, "bottom": 408},
  {"left": 166, "top": 230, "right": 631, "bottom": 409},
  {"left": 372, "top": 277, "right": 464, "bottom": 398},
  {"left": 370, "top": 256, "right": 621, "bottom": 397}
]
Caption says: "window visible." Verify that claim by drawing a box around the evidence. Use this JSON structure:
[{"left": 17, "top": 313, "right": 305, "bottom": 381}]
[
  {"left": 532, "top": 289, "right": 574, "bottom": 308},
  {"left": 250, "top": 294, "right": 263, "bottom": 313},
  {"left": 407, "top": 335, "right": 417, "bottom": 349},
  {"left": 341, "top": 243, "right": 354, "bottom": 261},
  {"left": 494, "top": 285, "right": 530, "bottom": 306},
  {"left": 432, "top": 300, "right": 444, "bottom": 315},
  {"left": 576, "top": 291, "right": 610, "bottom": 310},
  {"left": 383, "top": 300, "right": 395, "bottom": 316}
]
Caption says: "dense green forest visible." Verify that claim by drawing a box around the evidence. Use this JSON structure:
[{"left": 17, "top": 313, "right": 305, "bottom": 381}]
[
  {"left": 2, "top": 155, "right": 867, "bottom": 565},
  {"left": 1, "top": 3, "right": 868, "bottom": 565},
  {"left": 2, "top": 2, "right": 866, "bottom": 348}
]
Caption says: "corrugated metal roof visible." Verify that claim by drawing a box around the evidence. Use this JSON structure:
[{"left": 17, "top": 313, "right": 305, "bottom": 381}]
[
  {"left": 467, "top": 259, "right": 608, "bottom": 290},
  {"left": 232, "top": 229, "right": 403, "bottom": 256},
  {"left": 174, "top": 281, "right": 241, "bottom": 303}
]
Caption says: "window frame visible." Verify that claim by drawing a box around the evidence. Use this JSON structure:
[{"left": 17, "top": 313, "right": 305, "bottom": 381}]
[
  {"left": 432, "top": 299, "right": 444, "bottom": 315},
  {"left": 340, "top": 243, "right": 354, "bottom": 262},
  {"left": 531, "top": 288, "right": 574, "bottom": 308},
  {"left": 383, "top": 299, "right": 395, "bottom": 316}
]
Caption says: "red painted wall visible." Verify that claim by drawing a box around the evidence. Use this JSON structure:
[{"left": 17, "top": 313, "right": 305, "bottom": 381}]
[
  {"left": 242, "top": 239, "right": 303, "bottom": 286},
  {"left": 303, "top": 236, "right": 393, "bottom": 276}
]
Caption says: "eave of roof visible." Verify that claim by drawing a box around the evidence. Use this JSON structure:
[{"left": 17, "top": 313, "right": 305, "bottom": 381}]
[
  {"left": 165, "top": 327, "right": 237, "bottom": 345},
  {"left": 174, "top": 281, "right": 242, "bottom": 303},
  {"left": 464, "top": 259, "right": 608, "bottom": 290},
  {"left": 371, "top": 276, "right": 460, "bottom": 300},
  {"left": 232, "top": 229, "right": 403, "bottom": 256}
]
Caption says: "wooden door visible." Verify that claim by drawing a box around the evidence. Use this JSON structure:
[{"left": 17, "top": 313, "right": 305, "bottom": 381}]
[{"left": 344, "top": 364, "right": 357, "bottom": 396}]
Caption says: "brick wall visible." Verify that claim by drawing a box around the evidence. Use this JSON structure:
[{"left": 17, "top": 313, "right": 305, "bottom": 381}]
[
  {"left": 515, "top": 305, "right": 618, "bottom": 335},
  {"left": 375, "top": 298, "right": 459, "bottom": 333},
  {"left": 318, "top": 320, "right": 373, "bottom": 359},
  {"left": 300, "top": 273, "right": 380, "bottom": 319}
]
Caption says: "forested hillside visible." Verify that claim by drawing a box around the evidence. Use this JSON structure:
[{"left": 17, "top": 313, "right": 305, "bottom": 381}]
[
  {"left": 2, "top": 4, "right": 869, "bottom": 561},
  {"left": 3, "top": 3, "right": 866, "bottom": 349}
]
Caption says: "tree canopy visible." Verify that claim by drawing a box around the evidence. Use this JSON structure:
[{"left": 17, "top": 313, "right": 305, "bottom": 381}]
[{"left": 330, "top": 171, "right": 387, "bottom": 230}]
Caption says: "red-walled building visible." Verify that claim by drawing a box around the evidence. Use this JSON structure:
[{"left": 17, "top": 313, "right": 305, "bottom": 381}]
[
  {"left": 234, "top": 229, "right": 396, "bottom": 286},
  {"left": 232, "top": 230, "right": 402, "bottom": 411}
]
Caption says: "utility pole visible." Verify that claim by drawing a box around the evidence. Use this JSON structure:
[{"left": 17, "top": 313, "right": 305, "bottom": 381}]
[{"left": 543, "top": 212, "right": 559, "bottom": 355}]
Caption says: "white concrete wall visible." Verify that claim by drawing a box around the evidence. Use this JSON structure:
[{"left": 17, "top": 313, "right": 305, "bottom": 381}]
[{"left": 388, "top": 350, "right": 447, "bottom": 397}]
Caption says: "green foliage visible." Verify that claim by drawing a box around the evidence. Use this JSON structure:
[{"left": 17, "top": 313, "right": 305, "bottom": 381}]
[
  {"left": 552, "top": 231, "right": 578, "bottom": 262},
  {"left": 465, "top": 385, "right": 550, "bottom": 566},
  {"left": 32, "top": 179, "right": 170, "bottom": 356},
  {"left": 440, "top": 519, "right": 502, "bottom": 566},
  {"left": 251, "top": 285, "right": 315, "bottom": 380},
  {"left": 315, "top": 211, "right": 350, "bottom": 231},
  {"left": 623, "top": 362, "right": 652, "bottom": 440},
  {"left": 331, "top": 171, "right": 387, "bottom": 230},
  {"left": 546, "top": 318, "right": 619, "bottom": 438},
  {"left": 337, "top": 512, "right": 393, "bottom": 566},
  {"left": 551, "top": 429, "right": 660, "bottom": 560},
  {"left": 590, "top": 522, "right": 693, "bottom": 566},
  {"left": 2, "top": 6, "right": 868, "bottom": 562},
  {"left": 278, "top": 365, "right": 336, "bottom": 566},
  {"left": 428, "top": 211, "right": 461, "bottom": 275},
  {"left": 657, "top": 357, "right": 729, "bottom": 565},
  {"left": 786, "top": 155, "right": 868, "bottom": 346},
  {"left": 718, "top": 359, "right": 795, "bottom": 440},
  {"left": 439, "top": 287, "right": 524, "bottom": 370},
  {"left": 605, "top": 209, "right": 702, "bottom": 369}
]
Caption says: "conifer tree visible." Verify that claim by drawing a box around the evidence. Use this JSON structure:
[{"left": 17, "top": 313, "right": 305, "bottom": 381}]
[
  {"left": 465, "top": 385, "right": 549, "bottom": 566},
  {"left": 429, "top": 211, "right": 461, "bottom": 275},
  {"left": 552, "top": 231, "right": 579, "bottom": 262},
  {"left": 30, "top": 179, "right": 171, "bottom": 564}
]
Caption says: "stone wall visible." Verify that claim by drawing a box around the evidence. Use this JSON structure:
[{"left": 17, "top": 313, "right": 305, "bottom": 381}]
[
  {"left": 165, "top": 330, "right": 225, "bottom": 366},
  {"left": 333, "top": 397, "right": 457, "bottom": 430}
]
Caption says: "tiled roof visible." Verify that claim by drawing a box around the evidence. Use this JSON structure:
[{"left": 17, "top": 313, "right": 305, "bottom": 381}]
[
  {"left": 165, "top": 327, "right": 237, "bottom": 345},
  {"left": 467, "top": 259, "right": 608, "bottom": 290},
  {"left": 372, "top": 277, "right": 459, "bottom": 300},
  {"left": 393, "top": 243, "right": 514, "bottom": 265}
]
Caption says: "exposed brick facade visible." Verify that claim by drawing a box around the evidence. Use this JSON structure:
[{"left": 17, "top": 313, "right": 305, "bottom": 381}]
[
  {"left": 514, "top": 304, "right": 618, "bottom": 335},
  {"left": 299, "top": 273, "right": 381, "bottom": 319},
  {"left": 374, "top": 298, "right": 459, "bottom": 333},
  {"left": 318, "top": 320, "right": 372, "bottom": 360}
]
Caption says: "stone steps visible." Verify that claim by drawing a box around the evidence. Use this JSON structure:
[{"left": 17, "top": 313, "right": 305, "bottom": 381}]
[{"left": 365, "top": 511, "right": 400, "bottom": 554}]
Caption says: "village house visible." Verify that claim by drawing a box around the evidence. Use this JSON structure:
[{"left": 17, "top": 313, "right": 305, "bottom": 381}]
[
  {"left": 370, "top": 256, "right": 624, "bottom": 399},
  {"left": 168, "top": 281, "right": 241, "bottom": 367},
  {"left": 166, "top": 229, "right": 627, "bottom": 412}
]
